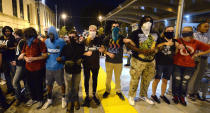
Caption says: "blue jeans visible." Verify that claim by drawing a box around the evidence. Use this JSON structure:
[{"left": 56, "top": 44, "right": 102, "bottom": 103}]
[
  {"left": 172, "top": 65, "right": 194, "bottom": 96},
  {"left": 13, "top": 66, "right": 28, "bottom": 100},
  {"left": 64, "top": 71, "right": 81, "bottom": 102}
]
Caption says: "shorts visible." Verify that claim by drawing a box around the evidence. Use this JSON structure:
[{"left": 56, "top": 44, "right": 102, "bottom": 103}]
[
  {"left": 46, "top": 68, "right": 64, "bottom": 86},
  {"left": 155, "top": 65, "right": 173, "bottom": 80}
]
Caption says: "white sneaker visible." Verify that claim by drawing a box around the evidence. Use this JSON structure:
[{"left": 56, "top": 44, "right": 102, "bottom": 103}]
[
  {"left": 62, "top": 97, "right": 67, "bottom": 108},
  {"left": 42, "top": 99, "right": 52, "bottom": 110},
  {"left": 26, "top": 99, "right": 38, "bottom": 107},
  {"left": 140, "top": 97, "right": 154, "bottom": 105},
  {"left": 128, "top": 96, "right": 135, "bottom": 106}
]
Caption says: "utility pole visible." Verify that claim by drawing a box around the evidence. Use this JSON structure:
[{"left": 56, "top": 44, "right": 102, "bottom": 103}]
[
  {"left": 175, "top": 0, "right": 185, "bottom": 39},
  {"left": 37, "top": 0, "right": 41, "bottom": 34},
  {"left": 55, "top": 4, "right": 58, "bottom": 29}
]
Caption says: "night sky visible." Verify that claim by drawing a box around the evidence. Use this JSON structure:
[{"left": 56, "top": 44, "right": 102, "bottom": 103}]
[{"left": 45, "top": 0, "right": 125, "bottom": 32}]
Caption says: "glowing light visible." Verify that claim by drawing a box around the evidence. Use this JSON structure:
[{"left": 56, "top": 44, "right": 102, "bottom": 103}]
[
  {"left": 61, "top": 13, "right": 67, "bottom": 20},
  {"left": 140, "top": 6, "right": 145, "bottom": 10},
  {"left": 98, "top": 15, "right": 103, "bottom": 22}
]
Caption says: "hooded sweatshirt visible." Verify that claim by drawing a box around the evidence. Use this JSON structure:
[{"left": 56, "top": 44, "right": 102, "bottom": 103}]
[{"left": 45, "top": 26, "right": 66, "bottom": 70}]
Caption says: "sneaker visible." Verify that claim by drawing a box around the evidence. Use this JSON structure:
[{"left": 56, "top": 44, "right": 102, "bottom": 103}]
[
  {"left": 82, "top": 96, "right": 91, "bottom": 107},
  {"left": 160, "top": 95, "right": 170, "bottom": 104},
  {"left": 93, "top": 95, "right": 100, "bottom": 105},
  {"left": 116, "top": 92, "right": 125, "bottom": 101},
  {"left": 62, "top": 98, "right": 67, "bottom": 109},
  {"left": 172, "top": 96, "right": 179, "bottom": 104},
  {"left": 151, "top": 95, "right": 160, "bottom": 103},
  {"left": 103, "top": 92, "right": 110, "bottom": 98},
  {"left": 36, "top": 101, "right": 44, "bottom": 109},
  {"left": 25, "top": 99, "right": 37, "bottom": 107},
  {"left": 188, "top": 94, "right": 196, "bottom": 101},
  {"left": 140, "top": 97, "right": 154, "bottom": 105},
  {"left": 179, "top": 96, "right": 187, "bottom": 106},
  {"left": 128, "top": 96, "right": 135, "bottom": 106},
  {"left": 42, "top": 99, "right": 52, "bottom": 110}
]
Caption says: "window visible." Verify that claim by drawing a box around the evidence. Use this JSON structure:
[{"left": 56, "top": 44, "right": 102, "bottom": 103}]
[
  {"left": 27, "top": 5, "right": 30, "bottom": 22},
  {"left": 0, "top": 0, "right": 2, "bottom": 12},
  {"left": 19, "top": 0, "right": 24, "bottom": 19},
  {"left": 12, "top": 0, "right": 17, "bottom": 16}
]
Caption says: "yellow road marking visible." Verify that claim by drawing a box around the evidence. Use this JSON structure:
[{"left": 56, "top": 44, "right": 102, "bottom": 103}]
[{"left": 97, "top": 67, "right": 138, "bottom": 113}]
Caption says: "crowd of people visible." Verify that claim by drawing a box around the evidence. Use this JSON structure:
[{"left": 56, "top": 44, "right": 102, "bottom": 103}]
[{"left": 0, "top": 16, "right": 209, "bottom": 113}]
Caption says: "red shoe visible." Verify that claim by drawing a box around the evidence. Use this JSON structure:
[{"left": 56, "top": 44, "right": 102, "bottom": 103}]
[
  {"left": 179, "top": 96, "right": 187, "bottom": 106},
  {"left": 172, "top": 96, "right": 179, "bottom": 104}
]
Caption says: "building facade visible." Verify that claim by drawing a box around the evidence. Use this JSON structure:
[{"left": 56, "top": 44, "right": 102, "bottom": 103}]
[{"left": 0, "top": 0, "right": 55, "bottom": 35}]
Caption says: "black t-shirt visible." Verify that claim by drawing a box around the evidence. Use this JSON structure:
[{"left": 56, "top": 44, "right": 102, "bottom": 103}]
[
  {"left": 155, "top": 38, "right": 177, "bottom": 65},
  {"left": 0, "top": 35, "right": 16, "bottom": 62},
  {"left": 15, "top": 38, "right": 26, "bottom": 66},
  {"left": 83, "top": 36, "right": 103, "bottom": 68},
  {"left": 103, "top": 35, "right": 125, "bottom": 63},
  {"left": 128, "top": 29, "right": 158, "bottom": 62},
  {"left": 61, "top": 42, "right": 85, "bottom": 74}
]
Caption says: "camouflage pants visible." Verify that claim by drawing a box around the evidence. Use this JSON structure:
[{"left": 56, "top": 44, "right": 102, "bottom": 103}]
[{"left": 129, "top": 57, "right": 156, "bottom": 97}]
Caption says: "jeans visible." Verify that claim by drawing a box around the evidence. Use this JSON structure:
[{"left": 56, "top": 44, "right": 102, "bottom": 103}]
[
  {"left": 25, "top": 68, "right": 45, "bottom": 101},
  {"left": 13, "top": 66, "right": 28, "bottom": 100},
  {"left": 83, "top": 66, "right": 99, "bottom": 95},
  {"left": 64, "top": 71, "right": 81, "bottom": 102},
  {"left": 188, "top": 57, "right": 208, "bottom": 94},
  {"left": 172, "top": 65, "right": 194, "bottom": 96}
]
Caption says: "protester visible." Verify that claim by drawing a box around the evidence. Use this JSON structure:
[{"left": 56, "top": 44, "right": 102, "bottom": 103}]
[
  {"left": 42, "top": 26, "right": 66, "bottom": 109},
  {"left": 102, "top": 22, "right": 126, "bottom": 100},
  {"left": 0, "top": 26, "right": 16, "bottom": 95},
  {"left": 188, "top": 22, "right": 210, "bottom": 101},
  {"left": 57, "top": 31, "right": 86, "bottom": 113},
  {"left": 151, "top": 26, "right": 177, "bottom": 104},
  {"left": 172, "top": 26, "right": 210, "bottom": 106},
  {"left": 12, "top": 29, "right": 27, "bottom": 106},
  {"left": 18, "top": 27, "right": 47, "bottom": 109},
  {"left": 124, "top": 16, "right": 158, "bottom": 105},
  {"left": 82, "top": 25, "right": 104, "bottom": 107}
]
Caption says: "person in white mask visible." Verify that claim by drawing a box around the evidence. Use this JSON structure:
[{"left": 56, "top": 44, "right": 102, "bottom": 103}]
[
  {"left": 82, "top": 25, "right": 104, "bottom": 107},
  {"left": 124, "top": 16, "right": 159, "bottom": 105}
]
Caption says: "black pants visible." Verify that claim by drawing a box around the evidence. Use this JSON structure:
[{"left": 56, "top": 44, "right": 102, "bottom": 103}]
[
  {"left": 83, "top": 66, "right": 99, "bottom": 95},
  {"left": 1, "top": 61, "right": 14, "bottom": 92},
  {"left": 25, "top": 68, "right": 45, "bottom": 101},
  {"left": 0, "top": 87, "right": 6, "bottom": 105},
  {"left": 172, "top": 65, "right": 194, "bottom": 96}
]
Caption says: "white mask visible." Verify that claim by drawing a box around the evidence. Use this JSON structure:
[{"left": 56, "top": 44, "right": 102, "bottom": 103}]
[
  {"left": 141, "top": 22, "right": 152, "bottom": 37},
  {"left": 89, "top": 31, "right": 96, "bottom": 39}
]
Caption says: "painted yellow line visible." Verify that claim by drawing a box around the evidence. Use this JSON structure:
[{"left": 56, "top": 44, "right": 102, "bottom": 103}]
[
  {"left": 81, "top": 72, "right": 90, "bottom": 113},
  {"left": 97, "top": 67, "right": 138, "bottom": 113}
]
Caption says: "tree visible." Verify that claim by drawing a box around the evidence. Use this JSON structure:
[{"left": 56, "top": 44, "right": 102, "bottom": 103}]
[{"left": 59, "top": 26, "right": 67, "bottom": 36}]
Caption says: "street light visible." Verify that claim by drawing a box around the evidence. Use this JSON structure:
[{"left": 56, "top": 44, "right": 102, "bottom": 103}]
[
  {"left": 61, "top": 13, "right": 67, "bottom": 26},
  {"left": 98, "top": 15, "right": 103, "bottom": 22},
  {"left": 98, "top": 15, "right": 103, "bottom": 26}
]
